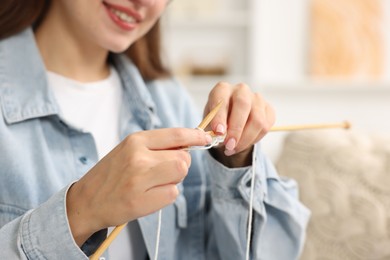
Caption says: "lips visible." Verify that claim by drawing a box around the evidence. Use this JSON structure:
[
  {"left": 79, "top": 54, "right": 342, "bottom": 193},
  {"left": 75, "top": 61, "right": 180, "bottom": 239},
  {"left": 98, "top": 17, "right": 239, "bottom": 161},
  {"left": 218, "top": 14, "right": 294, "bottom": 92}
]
[{"left": 103, "top": 1, "right": 142, "bottom": 30}]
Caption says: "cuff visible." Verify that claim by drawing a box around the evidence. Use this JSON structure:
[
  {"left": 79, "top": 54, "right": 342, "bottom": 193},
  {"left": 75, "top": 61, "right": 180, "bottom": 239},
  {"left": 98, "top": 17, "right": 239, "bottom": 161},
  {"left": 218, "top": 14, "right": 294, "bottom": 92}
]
[
  {"left": 80, "top": 229, "right": 108, "bottom": 256},
  {"left": 20, "top": 184, "right": 88, "bottom": 259},
  {"left": 205, "top": 144, "right": 267, "bottom": 214}
]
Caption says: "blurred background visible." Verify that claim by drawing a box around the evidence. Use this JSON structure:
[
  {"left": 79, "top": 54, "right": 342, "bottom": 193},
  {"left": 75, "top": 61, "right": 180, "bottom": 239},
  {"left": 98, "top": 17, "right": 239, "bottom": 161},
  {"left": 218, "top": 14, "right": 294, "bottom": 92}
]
[
  {"left": 161, "top": 0, "right": 390, "bottom": 160},
  {"left": 161, "top": 0, "right": 390, "bottom": 259}
]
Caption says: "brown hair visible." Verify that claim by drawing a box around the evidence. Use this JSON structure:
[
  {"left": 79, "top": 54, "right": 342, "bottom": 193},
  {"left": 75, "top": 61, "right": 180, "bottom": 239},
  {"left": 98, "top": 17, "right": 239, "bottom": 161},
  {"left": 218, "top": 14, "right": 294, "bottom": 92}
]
[{"left": 0, "top": 0, "right": 170, "bottom": 81}]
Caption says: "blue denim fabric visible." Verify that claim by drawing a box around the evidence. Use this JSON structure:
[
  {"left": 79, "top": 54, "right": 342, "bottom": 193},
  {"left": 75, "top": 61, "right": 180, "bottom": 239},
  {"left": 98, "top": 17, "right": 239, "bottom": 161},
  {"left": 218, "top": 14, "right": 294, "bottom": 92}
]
[{"left": 0, "top": 28, "right": 310, "bottom": 259}]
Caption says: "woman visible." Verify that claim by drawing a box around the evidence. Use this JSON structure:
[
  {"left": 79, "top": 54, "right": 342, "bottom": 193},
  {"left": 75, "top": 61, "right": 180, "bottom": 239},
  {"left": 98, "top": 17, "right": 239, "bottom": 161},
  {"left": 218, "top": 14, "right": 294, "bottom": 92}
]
[{"left": 0, "top": 0, "right": 310, "bottom": 259}]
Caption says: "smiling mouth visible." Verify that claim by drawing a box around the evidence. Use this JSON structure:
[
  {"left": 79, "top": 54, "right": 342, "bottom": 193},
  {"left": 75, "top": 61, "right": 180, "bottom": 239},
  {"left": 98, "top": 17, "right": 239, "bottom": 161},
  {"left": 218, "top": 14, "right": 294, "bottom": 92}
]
[
  {"left": 103, "top": 1, "right": 142, "bottom": 27},
  {"left": 109, "top": 7, "right": 136, "bottom": 24}
]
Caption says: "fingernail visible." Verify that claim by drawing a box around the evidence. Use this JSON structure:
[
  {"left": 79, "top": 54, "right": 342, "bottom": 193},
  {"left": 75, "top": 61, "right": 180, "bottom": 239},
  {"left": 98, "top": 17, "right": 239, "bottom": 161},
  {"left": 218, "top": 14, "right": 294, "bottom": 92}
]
[
  {"left": 224, "top": 149, "right": 236, "bottom": 156},
  {"left": 205, "top": 134, "right": 213, "bottom": 144},
  {"left": 225, "top": 138, "right": 236, "bottom": 151},
  {"left": 216, "top": 124, "right": 225, "bottom": 134}
]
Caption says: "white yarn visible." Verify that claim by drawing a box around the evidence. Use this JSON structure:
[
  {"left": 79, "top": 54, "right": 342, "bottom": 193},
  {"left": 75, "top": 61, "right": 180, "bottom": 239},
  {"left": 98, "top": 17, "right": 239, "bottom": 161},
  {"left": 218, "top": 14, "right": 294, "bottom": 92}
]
[
  {"left": 245, "top": 150, "right": 256, "bottom": 260},
  {"left": 154, "top": 209, "right": 162, "bottom": 260},
  {"left": 184, "top": 134, "right": 226, "bottom": 151},
  {"left": 154, "top": 134, "right": 255, "bottom": 260}
]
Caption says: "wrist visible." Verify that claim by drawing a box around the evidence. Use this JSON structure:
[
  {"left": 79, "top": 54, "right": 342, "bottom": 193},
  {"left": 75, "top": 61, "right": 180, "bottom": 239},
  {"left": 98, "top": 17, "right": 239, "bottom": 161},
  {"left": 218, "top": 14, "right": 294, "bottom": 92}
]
[
  {"left": 209, "top": 146, "right": 253, "bottom": 168},
  {"left": 66, "top": 181, "right": 98, "bottom": 246}
]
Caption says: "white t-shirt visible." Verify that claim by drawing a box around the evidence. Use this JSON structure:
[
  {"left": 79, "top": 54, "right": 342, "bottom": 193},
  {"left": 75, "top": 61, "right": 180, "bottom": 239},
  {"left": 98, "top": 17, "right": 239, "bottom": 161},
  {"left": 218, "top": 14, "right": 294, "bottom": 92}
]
[{"left": 47, "top": 67, "right": 147, "bottom": 260}]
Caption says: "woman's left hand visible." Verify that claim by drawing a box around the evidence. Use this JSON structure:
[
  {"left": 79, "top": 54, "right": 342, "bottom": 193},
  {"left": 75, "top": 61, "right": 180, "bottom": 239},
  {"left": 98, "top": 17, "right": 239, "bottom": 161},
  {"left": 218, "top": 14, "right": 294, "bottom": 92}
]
[{"left": 204, "top": 82, "right": 275, "bottom": 168}]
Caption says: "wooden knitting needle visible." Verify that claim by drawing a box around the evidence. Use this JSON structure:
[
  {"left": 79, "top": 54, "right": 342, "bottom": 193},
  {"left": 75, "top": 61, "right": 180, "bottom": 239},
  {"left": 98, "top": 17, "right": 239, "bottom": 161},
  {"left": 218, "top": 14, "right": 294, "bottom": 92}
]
[
  {"left": 90, "top": 101, "right": 224, "bottom": 260},
  {"left": 197, "top": 100, "right": 223, "bottom": 130},
  {"left": 270, "top": 120, "right": 351, "bottom": 132},
  {"left": 90, "top": 224, "right": 126, "bottom": 260},
  {"left": 204, "top": 120, "right": 351, "bottom": 137}
]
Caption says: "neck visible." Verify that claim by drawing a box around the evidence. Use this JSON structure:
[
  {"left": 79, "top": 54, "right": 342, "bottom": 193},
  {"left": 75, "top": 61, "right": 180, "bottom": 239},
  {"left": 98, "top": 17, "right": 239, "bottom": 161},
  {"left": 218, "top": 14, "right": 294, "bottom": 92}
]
[{"left": 34, "top": 6, "right": 110, "bottom": 82}]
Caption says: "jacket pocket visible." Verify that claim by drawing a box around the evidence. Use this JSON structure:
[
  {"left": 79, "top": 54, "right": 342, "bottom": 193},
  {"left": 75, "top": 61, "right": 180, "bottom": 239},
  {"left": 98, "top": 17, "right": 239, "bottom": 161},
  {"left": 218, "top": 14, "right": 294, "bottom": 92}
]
[{"left": 0, "top": 204, "right": 27, "bottom": 228}]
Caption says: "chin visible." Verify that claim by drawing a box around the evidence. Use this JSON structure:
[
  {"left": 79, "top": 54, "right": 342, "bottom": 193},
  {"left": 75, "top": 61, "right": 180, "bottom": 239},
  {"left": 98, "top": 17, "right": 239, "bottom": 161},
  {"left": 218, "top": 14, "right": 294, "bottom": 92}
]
[
  {"left": 107, "top": 43, "right": 132, "bottom": 54},
  {"left": 101, "top": 37, "right": 136, "bottom": 53}
]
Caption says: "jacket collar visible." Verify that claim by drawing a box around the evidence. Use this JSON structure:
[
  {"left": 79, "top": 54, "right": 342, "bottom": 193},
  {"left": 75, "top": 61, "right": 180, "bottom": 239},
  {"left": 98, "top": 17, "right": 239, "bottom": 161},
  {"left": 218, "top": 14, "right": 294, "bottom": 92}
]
[
  {"left": 111, "top": 54, "right": 161, "bottom": 131},
  {"left": 0, "top": 28, "right": 161, "bottom": 130},
  {"left": 0, "top": 28, "right": 59, "bottom": 124}
]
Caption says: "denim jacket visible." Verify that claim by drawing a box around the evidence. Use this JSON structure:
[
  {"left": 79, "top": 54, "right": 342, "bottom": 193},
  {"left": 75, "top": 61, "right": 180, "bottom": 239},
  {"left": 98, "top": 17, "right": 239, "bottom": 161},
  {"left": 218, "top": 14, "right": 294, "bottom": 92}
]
[{"left": 0, "top": 28, "right": 310, "bottom": 259}]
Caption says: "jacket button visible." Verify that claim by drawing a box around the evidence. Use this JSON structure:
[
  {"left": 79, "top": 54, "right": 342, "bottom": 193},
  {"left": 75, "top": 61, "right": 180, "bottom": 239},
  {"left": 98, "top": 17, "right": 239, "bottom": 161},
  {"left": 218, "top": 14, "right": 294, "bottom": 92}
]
[{"left": 79, "top": 156, "right": 88, "bottom": 164}]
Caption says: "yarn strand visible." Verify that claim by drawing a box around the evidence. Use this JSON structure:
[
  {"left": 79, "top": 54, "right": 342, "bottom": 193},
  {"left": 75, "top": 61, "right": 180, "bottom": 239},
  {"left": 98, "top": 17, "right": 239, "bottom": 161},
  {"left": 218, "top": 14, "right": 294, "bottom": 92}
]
[
  {"left": 245, "top": 149, "right": 256, "bottom": 260},
  {"left": 154, "top": 209, "right": 162, "bottom": 260}
]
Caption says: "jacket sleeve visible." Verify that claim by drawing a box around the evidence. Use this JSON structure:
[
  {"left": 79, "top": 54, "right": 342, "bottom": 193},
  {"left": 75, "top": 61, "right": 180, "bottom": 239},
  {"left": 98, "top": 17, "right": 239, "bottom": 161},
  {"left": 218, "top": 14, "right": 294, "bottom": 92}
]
[
  {"left": 0, "top": 184, "right": 106, "bottom": 259},
  {"left": 204, "top": 144, "right": 311, "bottom": 260}
]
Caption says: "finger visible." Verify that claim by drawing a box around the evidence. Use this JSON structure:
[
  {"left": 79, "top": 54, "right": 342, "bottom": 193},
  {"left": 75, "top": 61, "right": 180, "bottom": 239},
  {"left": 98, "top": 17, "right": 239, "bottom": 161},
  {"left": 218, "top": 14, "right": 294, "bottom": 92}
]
[
  {"left": 145, "top": 159, "right": 188, "bottom": 190},
  {"left": 144, "top": 184, "right": 180, "bottom": 212},
  {"left": 125, "top": 128, "right": 212, "bottom": 151},
  {"left": 252, "top": 101, "right": 276, "bottom": 144},
  {"left": 127, "top": 184, "right": 179, "bottom": 218},
  {"left": 223, "top": 84, "right": 252, "bottom": 154},
  {"left": 205, "top": 82, "right": 232, "bottom": 134},
  {"left": 232, "top": 94, "right": 268, "bottom": 153},
  {"left": 152, "top": 150, "right": 192, "bottom": 168}
]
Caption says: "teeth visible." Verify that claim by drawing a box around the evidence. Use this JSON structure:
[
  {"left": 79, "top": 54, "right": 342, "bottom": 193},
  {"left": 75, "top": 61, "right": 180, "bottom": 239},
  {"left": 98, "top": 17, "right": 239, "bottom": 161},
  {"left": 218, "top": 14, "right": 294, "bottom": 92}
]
[{"left": 110, "top": 8, "right": 136, "bottom": 23}]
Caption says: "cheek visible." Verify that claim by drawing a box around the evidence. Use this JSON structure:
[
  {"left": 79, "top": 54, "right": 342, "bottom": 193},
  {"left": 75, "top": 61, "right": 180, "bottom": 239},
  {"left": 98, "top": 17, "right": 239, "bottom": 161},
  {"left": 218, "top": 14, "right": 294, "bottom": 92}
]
[
  {"left": 89, "top": 3, "right": 166, "bottom": 53},
  {"left": 135, "top": 8, "right": 165, "bottom": 40},
  {"left": 64, "top": 0, "right": 101, "bottom": 25},
  {"left": 65, "top": 3, "right": 103, "bottom": 39},
  {"left": 146, "top": 3, "right": 167, "bottom": 24}
]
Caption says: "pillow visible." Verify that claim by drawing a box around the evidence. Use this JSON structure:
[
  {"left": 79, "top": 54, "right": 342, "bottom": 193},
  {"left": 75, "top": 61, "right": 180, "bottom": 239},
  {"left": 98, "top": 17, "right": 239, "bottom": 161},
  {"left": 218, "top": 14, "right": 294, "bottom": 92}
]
[{"left": 275, "top": 129, "right": 390, "bottom": 260}]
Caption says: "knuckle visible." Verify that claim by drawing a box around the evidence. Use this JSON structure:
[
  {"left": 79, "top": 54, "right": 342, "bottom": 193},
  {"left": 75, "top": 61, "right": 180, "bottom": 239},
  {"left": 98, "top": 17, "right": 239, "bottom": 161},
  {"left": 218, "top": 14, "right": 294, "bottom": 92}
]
[
  {"left": 251, "top": 114, "right": 264, "bottom": 130},
  {"left": 262, "top": 119, "right": 272, "bottom": 132},
  {"left": 216, "top": 81, "right": 230, "bottom": 88},
  {"left": 263, "top": 124, "right": 271, "bottom": 133},
  {"left": 258, "top": 111, "right": 275, "bottom": 133},
  {"left": 177, "top": 150, "right": 191, "bottom": 167},
  {"left": 172, "top": 128, "right": 187, "bottom": 142},
  {"left": 195, "top": 131, "right": 208, "bottom": 145},
  {"left": 123, "top": 133, "right": 140, "bottom": 147},
  {"left": 209, "top": 81, "right": 230, "bottom": 96},
  {"left": 235, "top": 95, "right": 251, "bottom": 108},
  {"left": 167, "top": 186, "right": 179, "bottom": 203},
  {"left": 176, "top": 159, "right": 188, "bottom": 178},
  {"left": 228, "top": 122, "right": 244, "bottom": 133},
  {"left": 267, "top": 104, "right": 276, "bottom": 122},
  {"left": 254, "top": 92, "right": 264, "bottom": 100},
  {"left": 261, "top": 119, "right": 273, "bottom": 133},
  {"left": 128, "top": 151, "right": 148, "bottom": 166},
  {"left": 236, "top": 82, "right": 250, "bottom": 91}
]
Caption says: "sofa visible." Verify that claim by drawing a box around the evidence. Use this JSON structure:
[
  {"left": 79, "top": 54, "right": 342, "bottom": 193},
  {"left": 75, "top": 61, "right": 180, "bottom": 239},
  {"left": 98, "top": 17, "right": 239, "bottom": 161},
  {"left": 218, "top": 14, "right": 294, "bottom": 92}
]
[{"left": 275, "top": 129, "right": 390, "bottom": 259}]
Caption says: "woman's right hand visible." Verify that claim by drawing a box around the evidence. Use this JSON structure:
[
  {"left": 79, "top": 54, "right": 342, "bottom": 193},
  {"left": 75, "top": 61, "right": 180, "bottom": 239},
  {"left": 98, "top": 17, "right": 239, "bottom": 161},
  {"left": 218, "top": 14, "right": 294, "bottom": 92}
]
[{"left": 66, "top": 128, "right": 211, "bottom": 246}]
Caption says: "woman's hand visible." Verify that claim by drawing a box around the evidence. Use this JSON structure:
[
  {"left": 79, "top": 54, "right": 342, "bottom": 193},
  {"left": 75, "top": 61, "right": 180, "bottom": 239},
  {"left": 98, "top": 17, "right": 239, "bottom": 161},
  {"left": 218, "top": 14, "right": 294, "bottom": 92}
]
[
  {"left": 66, "top": 128, "right": 211, "bottom": 246},
  {"left": 204, "top": 82, "right": 275, "bottom": 168}
]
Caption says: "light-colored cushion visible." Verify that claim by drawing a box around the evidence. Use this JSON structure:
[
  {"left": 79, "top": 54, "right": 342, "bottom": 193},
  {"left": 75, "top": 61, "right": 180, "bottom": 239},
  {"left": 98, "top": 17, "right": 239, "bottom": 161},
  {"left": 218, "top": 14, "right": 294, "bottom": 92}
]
[{"left": 275, "top": 129, "right": 390, "bottom": 260}]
